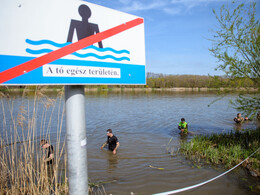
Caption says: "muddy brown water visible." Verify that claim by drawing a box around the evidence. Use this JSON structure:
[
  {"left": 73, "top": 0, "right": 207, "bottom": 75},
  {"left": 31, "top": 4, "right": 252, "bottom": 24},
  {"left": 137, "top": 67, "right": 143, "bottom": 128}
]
[{"left": 1, "top": 91, "right": 259, "bottom": 194}]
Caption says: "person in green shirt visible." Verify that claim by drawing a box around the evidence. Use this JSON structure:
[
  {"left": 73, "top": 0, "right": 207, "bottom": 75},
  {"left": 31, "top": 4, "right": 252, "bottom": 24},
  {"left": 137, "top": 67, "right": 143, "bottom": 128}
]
[{"left": 178, "top": 118, "right": 188, "bottom": 134}]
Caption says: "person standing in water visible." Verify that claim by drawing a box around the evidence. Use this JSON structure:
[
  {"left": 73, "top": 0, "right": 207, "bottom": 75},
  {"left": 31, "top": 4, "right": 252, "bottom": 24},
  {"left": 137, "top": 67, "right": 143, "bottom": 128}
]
[
  {"left": 256, "top": 111, "right": 260, "bottom": 120},
  {"left": 233, "top": 113, "right": 244, "bottom": 123},
  {"left": 178, "top": 118, "right": 188, "bottom": 134},
  {"left": 40, "top": 139, "right": 55, "bottom": 191},
  {"left": 101, "top": 129, "right": 119, "bottom": 155}
]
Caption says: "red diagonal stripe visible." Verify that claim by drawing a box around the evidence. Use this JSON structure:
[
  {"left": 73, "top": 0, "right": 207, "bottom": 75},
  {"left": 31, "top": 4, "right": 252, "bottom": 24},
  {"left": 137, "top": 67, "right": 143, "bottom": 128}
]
[{"left": 0, "top": 18, "right": 143, "bottom": 84}]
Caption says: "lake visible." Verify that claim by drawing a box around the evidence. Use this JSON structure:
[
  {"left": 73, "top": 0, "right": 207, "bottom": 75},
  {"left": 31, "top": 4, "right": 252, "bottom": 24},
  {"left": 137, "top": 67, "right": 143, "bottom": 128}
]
[{"left": 0, "top": 90, "right": 258, "bottom": 194}]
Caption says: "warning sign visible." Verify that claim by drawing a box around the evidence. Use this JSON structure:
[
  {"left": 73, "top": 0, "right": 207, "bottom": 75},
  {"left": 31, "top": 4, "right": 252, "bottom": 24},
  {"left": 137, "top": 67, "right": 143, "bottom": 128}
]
[{"left": 0, "top": 0, "right": 146, "bottom": 85}]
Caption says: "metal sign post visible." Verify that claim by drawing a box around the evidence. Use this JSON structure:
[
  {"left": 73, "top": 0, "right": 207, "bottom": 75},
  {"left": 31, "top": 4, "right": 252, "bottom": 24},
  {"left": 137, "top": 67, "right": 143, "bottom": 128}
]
[{"left": 65, "top": 85, "right": 88, "bottom": 195}]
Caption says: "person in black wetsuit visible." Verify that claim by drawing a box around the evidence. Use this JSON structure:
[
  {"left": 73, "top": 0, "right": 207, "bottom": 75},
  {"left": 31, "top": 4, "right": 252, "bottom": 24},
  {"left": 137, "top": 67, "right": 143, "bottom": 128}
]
[
  {"left": 40, "top": 139, "right": 54, "bottom": 165},
  {"left": 233, "top": 113, "right": 244, "bottom": 124},
  {"left": 40, "top": 139, "right": 54, "bottom": 188},
  {"left": 101, "top": 129, "right": 119, "bottom": 155}
]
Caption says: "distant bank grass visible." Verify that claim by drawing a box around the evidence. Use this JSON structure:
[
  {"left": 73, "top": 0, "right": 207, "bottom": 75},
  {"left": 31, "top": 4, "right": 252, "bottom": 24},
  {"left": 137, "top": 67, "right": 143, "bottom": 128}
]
[
  {"left": 180, "top": 128, "right": 260, "bottom": 176},
  {"left": 0, "top": 86, "right": 105, "bottom": 195}
]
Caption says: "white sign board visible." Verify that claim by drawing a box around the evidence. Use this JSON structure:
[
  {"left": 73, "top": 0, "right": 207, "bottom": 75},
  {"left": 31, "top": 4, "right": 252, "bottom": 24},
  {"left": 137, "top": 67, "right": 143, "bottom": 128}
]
[{"left": 0, "top": 0, "right": 146, "bottom": 85}]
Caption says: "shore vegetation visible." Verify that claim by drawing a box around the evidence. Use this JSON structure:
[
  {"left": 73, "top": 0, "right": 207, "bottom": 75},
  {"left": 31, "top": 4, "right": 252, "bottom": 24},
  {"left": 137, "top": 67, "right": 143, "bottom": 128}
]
[
  {"left": 180, "top": 128, "right": 260, "bottom": 192},
  {"left": 0, "top": 73, "right": 259, "bottom": 93}
]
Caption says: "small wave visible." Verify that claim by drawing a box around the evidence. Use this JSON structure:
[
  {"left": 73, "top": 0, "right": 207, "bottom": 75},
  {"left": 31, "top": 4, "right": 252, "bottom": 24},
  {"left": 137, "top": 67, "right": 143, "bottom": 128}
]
[
  {"left": 85, "top": 45, "right": 130, "bottom": 54},
  {"left": 26, "top": 39, "right": 130, "bottom": 54},
  {"left": 26, "top": 39, "right": 69, "bottom": 48},
  {"left": 73, "top": 53, "right": 130, "bottom": 61},
  {"left": 26, "top": 48, "right": 130, "bottom": 61},
  {"left": 26, "top": 48, "right": 53, "bottom": 54}
]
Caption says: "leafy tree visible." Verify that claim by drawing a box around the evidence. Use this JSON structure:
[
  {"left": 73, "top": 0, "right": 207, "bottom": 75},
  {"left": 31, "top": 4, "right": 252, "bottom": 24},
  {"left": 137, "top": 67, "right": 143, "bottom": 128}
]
[{"left": 209, "top": 1, "right": 260, "bottom": 117}]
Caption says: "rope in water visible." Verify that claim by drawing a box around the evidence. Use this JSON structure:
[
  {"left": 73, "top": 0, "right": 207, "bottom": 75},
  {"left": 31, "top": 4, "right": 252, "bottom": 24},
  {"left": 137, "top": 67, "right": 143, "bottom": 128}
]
[{"left": 153, "top": 146, "right": 260, "bottom": 195}]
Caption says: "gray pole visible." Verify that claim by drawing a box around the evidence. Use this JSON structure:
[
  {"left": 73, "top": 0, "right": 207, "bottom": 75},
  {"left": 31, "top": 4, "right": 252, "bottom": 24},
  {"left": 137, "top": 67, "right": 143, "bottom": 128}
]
[{"left": 65, "top": 85, "right": 88, "bottom": 195}]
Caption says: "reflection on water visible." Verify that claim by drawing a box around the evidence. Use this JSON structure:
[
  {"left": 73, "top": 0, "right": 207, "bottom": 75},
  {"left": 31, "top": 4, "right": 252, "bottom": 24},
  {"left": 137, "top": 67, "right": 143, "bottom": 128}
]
[{"left": 0, "top": 91, "right": 258, "bottom": 194}]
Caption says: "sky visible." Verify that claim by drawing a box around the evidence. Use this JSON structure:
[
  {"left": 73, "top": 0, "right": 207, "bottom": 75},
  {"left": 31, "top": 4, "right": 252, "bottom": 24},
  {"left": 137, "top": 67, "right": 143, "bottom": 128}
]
[{"left": 84, "top": 0, "right": 260, "bottom": 76}]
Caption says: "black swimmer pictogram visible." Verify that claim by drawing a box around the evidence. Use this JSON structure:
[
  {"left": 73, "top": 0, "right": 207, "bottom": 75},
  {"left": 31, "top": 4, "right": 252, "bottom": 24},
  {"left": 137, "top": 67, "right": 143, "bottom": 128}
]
[{"left": 67, "top": 4, "right": 103, "bottom": 48}]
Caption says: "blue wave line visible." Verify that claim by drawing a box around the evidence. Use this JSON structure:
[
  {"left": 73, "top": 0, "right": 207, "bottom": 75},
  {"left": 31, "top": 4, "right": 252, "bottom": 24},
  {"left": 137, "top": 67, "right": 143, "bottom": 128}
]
[
  {"left": 26, "top": 39, "right": 130, "bottom": 54},
  {"left": 26, "top": 48, "right": 130, "bottom": 61},
  {"left": 72, "top": 53, "right": 130, "bottom": 61},
  {"left": 84, "top": 45, "right": 130, "bottom": 54},
  {"left": 26, "top": 39, "right": 70, "bottom": 47},
  {"left": 26, "top": 48, "right": 53, "bottom": 54}
]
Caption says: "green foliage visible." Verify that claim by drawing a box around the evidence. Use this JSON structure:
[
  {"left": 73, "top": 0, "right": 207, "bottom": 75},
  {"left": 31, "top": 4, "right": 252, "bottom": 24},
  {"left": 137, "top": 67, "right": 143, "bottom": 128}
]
[
  {"left": 231, "top": 94, "right": 260, "bottom": 118},
  {"left": 180, "top": 128, "right": 260, "bottom": 175},
  {"left": 146, "top": 73, "right": 256, "bottom": 88},
  {"left": 99, "top": 85, "right": 108, "bottom": 90},
  {"left": 209, "top": 1, "right": 260, "bottom": 116},
  {"left": 210, "top": 2, "right": 260, "bottom": 80}
]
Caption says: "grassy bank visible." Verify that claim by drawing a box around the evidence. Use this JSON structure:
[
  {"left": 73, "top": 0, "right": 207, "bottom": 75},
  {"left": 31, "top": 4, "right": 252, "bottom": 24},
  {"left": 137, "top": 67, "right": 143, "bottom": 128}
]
[{"left": 180, "top": 128, "right": 260, "bottom": 176}]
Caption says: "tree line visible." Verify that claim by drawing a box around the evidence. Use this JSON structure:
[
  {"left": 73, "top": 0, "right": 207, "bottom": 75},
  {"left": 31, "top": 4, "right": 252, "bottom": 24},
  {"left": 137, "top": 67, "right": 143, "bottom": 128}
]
[
  {"left": 145, "top": 72, "right": 258, "bottom": 89},
  {"left": 0, "top": 72, "right": 258, "bottom": 91}
]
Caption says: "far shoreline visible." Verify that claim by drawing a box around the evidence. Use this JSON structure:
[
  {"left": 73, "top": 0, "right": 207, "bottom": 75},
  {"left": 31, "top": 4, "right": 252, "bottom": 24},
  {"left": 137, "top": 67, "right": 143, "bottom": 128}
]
[{"left": 0, "top": 86, "right": 259, "bottom": 93}]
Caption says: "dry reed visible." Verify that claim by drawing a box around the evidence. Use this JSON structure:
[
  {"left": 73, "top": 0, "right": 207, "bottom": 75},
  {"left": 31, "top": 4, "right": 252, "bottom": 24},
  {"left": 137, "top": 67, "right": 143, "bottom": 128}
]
[
  {"left": 0, "top": 86, "right": 108, "bottom": 195},
  {"left": 0, "top": 86, "right": 67, "bottom": 194}
]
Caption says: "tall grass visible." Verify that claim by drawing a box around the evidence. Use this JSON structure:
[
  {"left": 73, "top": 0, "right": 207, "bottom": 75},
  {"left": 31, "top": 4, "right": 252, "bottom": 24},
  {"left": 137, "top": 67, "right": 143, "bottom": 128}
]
[
  {"left": 180, "top": 129, "right": 260, "bottom": 176},
  {"left": 0, "top": 86, "right": 68, "bottom": 194},
  {"left": 0, "top": 86, "right": 108, "bottom": 194}
]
